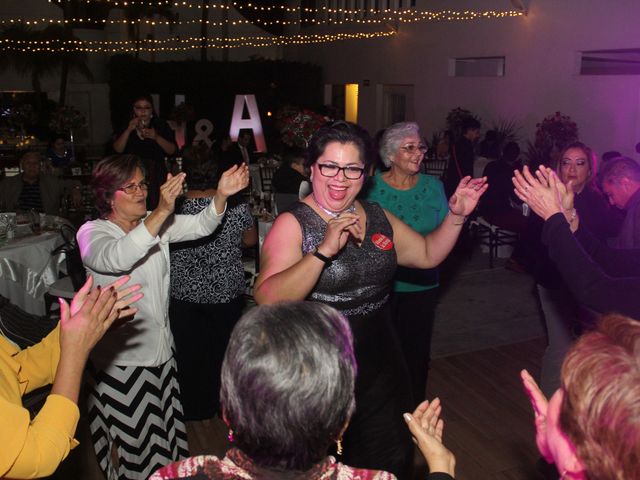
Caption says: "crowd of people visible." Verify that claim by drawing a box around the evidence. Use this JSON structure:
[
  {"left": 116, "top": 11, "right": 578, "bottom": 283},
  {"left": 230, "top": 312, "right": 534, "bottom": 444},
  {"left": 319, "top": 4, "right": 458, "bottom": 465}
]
[{"left": 1, "top": 99, "right": 639, "bottom": 480}]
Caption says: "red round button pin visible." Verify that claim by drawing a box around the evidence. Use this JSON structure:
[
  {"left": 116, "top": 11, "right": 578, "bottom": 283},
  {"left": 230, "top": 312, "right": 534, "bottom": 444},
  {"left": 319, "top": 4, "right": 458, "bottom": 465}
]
[{"left": 371, "top": 233, "right": 393, "bottom": 250}]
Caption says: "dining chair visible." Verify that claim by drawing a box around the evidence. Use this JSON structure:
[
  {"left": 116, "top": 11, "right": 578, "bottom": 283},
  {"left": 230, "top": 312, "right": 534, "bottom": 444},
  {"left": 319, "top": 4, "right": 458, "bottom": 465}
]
[
  {"left": 44, "top": 224, "right": 86, "bottom": 313},
  {"left": 259, "top": 163, "right": 276, "bottom": 192},
  {"left": 470, "top": 216, "right": 519, "bottom": 268}
]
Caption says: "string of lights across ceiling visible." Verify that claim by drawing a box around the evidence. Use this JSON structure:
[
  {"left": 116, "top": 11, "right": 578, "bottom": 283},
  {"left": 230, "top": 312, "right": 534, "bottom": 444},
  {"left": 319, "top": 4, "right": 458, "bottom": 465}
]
[
  {"left": 1, "top": 9, "right": 522, "bottom": 28},
  {"left": 0, "top": 30, "right": 397, "bottom": 52}
]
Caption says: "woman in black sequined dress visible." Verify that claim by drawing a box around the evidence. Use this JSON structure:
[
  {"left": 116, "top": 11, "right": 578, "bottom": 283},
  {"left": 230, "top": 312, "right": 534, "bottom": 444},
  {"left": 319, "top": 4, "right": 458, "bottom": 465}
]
[{"left": 254, "top": 121, "right": 486, "bottom": 479}]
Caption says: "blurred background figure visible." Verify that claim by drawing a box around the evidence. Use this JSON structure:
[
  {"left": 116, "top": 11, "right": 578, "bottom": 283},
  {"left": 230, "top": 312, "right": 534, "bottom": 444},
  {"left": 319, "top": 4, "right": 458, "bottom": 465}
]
[
  {"left": 272, "top": 146, "right": 308, "bottom": 195},
  {"left": 113, "top": 93, "right": 177, "bottom": 210},
  {"left": 0, "top": 151, "right": 81, "bottom": 214},
  {"left": 46, "top": 133, "right": 74, "bottom": 168}
]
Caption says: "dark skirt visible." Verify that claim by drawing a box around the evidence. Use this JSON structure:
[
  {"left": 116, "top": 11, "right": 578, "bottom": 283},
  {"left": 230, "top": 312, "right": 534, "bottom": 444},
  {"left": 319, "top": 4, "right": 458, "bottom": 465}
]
[{"left": 341, "top": 303, "right": 414, "bottom": 480}]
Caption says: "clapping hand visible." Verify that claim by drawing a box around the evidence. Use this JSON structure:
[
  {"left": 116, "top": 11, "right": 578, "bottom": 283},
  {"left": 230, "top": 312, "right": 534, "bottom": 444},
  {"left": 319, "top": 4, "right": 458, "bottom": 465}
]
[
  {"left": 449, "top": 176, "right": 489, "bottom": 217},
  {"left": 217, "top": 163, "right": 250, "bottom": 199},
  {"left": 512, "top": 166, "right": 574, "bottom": 221},
  {"left": 404, "top": 397, "right": 456, "bottom": 477},
  {"left": 59, "top": 277, "right": 141, "bottom": 361},
  {"left": 157, "top": 172, "right": 187, "bottom": 215},
  {"left": 521, "top": 369, "right": 554, "bottom": 463},
  {"left": 70, "top": 275, "right": 143, "bottom": 321}
]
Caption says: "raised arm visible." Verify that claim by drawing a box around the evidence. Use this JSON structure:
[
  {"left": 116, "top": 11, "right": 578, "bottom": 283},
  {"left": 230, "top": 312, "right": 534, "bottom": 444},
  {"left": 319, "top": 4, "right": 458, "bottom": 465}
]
[
  {"left": 2, "top": 277, "right": 141, "bottom": 478},
  {"left": 542, "top": 213, "right": 640, "bottom": 318},
  {"left": 253, "top": 213, "right": 326, "bottom": 303},
  {"left": 113, "top": 118, "right": 138, "bottom": 153},
  {"left": 393, "top": 176, "right": 487, "bottom": 269}
]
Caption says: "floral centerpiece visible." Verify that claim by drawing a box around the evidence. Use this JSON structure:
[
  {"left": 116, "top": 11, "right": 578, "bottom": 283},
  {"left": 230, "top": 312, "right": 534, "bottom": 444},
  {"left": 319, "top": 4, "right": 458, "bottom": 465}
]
[
  {"left": 534, "top": 111, "right": 578, "bottom": 151},
  {"left": 49, "top": 105, "right": 87, "bottom": 134},
  {"left": 276, "top": 106, "right": 327, "bottom": 148}
]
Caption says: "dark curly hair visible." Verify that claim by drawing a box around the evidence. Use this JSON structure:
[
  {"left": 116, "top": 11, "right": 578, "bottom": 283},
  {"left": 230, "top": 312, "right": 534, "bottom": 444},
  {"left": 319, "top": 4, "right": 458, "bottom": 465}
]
[{"left": 305, "top": 120, "right": 374, "bottom": 175}]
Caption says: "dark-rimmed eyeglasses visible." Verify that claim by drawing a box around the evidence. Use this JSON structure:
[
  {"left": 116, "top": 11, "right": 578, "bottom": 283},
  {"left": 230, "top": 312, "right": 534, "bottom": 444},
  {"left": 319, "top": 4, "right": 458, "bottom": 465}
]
[
  {"left": 400, "top": 144, "right": 428, "bottom": 155},
  {"left": 118, "top": 181, "right": 149, "bottom": 195},
  {"left": 317, "top": 163, "right": 365, "bottom": 180}
]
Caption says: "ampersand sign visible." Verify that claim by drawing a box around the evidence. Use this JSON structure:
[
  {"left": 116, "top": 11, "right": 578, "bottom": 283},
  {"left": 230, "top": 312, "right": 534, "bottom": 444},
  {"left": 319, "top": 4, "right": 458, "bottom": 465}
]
[{"left": 193, "top": 119, "right": 214, "bottom": 147}]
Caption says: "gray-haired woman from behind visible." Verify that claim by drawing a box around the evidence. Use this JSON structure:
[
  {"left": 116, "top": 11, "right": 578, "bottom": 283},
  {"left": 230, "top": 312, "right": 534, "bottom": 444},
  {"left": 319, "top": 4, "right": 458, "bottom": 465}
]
[{"left": 151, "top": 301, "right": 456, "bottom": 480}]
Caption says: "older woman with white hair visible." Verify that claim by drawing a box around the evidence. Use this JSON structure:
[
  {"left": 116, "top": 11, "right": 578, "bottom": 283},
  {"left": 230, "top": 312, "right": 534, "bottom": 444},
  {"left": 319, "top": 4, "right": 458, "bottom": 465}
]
[{"left": 363, "top": 121, "right": 449, "bottom": 407}]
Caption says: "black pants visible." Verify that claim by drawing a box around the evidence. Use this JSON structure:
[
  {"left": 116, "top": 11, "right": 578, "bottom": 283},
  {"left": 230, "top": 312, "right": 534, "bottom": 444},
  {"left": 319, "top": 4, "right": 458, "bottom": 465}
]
[
  {"left": 390, "top": 288, "right": 439, "bottom": 407},
  {"left": 169, "top": 296, "right": 244, "bottom": 420}
]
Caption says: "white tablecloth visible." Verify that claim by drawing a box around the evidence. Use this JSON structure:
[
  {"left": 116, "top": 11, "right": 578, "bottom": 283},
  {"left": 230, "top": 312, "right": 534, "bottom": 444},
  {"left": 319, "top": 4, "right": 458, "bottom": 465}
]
[{"left": 0, "top": 232, "right": 64, "bottom": 315}]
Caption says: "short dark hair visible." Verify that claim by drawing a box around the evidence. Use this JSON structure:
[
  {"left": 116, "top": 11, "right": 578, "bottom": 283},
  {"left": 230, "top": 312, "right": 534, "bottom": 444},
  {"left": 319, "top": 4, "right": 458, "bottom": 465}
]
[
  {"left": 598, "top": 156, "right": 640, "bottom": 185},
  {"left": 305, "top": 120, "right": 373, "bottom": 173},
  {"left": 501, "top": 141, "right": 521, "bottom": 163},
  {"left": 283, "top": 147, "right": 305, "bottom": 167},
  {"left": 182, "top": 144, "right": 217, "bottom": 190},
  {"left": 220, "top": 301, "right": 356, "bottom": 471},
  {"left": 601, "top": 151, "right": 621, "bottom": 163},
  {"left": 461, "top": 117, "right": 481, "bottom": 134},
  {"left": 92, "top": 154, "right": 145, "bottom": 217}
]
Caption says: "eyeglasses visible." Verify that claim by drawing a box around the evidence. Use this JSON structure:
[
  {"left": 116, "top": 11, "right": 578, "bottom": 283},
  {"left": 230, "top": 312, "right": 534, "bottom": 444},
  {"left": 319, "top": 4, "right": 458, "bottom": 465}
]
[
  {"left": 400, "top": 144, "right": 428, "bottom": 155},
  {"left": 118, "top": 181, "right": 149, "bottom": 195},
  {"left": 317, "top": 163, "right": 365, "bottom": 180}
]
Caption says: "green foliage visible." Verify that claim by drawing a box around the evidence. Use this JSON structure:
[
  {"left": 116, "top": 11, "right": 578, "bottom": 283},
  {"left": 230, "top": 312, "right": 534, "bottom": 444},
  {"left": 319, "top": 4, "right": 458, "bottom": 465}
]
[
  {"left": 490, "top": 118, "right": 521, "bottom": 149},
  {"left": 445, "top": 107, "right": 481, "bottom": 141}
]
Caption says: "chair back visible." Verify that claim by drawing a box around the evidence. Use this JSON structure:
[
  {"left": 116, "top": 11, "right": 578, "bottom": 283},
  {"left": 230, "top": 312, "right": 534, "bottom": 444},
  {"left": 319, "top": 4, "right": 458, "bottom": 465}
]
[
  {"left": 422, "top": 158, "right": 449, "bottom": 179},
  {"left": 52, "top": 224, "right": 86, "bottom": 290},
  {"left": 259, "top": 164, "right": 277, "bottom": 193}
]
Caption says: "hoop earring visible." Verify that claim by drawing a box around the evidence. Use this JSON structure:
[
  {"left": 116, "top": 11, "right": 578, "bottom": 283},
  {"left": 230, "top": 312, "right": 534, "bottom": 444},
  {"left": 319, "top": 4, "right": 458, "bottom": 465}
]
[{"left": 336, "top": 438, "right": 343, "bottom": 456}]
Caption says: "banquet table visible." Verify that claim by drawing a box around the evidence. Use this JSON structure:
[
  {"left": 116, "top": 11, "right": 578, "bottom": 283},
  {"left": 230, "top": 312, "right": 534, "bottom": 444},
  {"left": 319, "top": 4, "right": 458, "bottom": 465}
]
[{"left": 0, "top": 227, "right": 65, "bottom": 316}]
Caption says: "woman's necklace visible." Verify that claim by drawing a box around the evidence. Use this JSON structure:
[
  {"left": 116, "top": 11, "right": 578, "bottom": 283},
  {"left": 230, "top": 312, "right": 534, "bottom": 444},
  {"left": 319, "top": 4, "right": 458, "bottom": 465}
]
[{"left": 312, "top": 194, "right": 356, "bottom": 218}]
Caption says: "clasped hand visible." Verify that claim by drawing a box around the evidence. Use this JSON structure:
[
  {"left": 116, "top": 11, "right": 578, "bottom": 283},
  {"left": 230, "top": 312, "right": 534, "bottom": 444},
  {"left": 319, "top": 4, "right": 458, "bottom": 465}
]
[{"left": 317, "top": 212, "right": 363, "bottom": 258}]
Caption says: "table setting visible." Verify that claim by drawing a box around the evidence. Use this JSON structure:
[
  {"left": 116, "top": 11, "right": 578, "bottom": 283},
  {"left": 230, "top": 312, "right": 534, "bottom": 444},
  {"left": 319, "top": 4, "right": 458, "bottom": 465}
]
[{"left": 0, "top": 212, "right": 69, "bottom": 315}]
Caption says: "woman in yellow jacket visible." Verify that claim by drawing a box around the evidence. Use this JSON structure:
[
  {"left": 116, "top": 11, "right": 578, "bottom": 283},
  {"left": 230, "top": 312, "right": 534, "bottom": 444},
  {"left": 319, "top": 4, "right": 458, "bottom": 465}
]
[{"left": 0, "top": 276, "right": 141, "bottom": 479}]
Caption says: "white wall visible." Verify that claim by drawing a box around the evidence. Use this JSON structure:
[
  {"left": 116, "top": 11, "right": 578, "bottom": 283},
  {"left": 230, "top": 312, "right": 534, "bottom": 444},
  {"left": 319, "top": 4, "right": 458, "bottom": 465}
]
[{"left": 283, "top": 0, "right": 640, "bottom": 158}]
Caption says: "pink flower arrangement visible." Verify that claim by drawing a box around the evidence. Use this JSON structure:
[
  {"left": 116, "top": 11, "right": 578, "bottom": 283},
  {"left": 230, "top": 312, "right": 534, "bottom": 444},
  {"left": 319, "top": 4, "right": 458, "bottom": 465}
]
[{"left": 276, "top": 107, "right": 327, "bottom": 148}]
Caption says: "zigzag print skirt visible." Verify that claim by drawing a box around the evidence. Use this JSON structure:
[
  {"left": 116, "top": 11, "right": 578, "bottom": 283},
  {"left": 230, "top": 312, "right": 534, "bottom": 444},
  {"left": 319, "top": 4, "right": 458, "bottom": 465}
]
[{"left": 86, "top": 357, "right": 190, "bottom": 480}]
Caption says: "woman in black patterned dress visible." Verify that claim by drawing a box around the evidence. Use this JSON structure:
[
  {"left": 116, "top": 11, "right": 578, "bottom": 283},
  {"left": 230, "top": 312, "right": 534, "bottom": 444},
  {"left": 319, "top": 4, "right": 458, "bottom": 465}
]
[
  {"left": 254, "top": 121, "right": 486, "bottom": 479},
  {"left": 169, "top": 145, "right": 257, "bottom": 420}
]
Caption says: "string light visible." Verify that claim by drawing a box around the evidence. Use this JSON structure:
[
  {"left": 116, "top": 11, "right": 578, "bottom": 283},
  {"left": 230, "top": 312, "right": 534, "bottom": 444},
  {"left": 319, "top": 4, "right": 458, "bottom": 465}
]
[
  {"left": 1, "top": 9, "right": 522, "bottom": 29},
  {"left": 0, "top": 30, "right": 397, "bottom": 52}
]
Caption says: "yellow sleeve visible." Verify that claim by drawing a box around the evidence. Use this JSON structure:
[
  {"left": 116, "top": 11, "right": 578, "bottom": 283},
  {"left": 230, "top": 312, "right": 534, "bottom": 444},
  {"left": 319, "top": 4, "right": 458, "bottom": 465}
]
[
  {"left": 14, "top": 325, "right": 61, "bottom": 394},
  {"left": 0, "top": 394, "right": 80, "bottom": 479}
]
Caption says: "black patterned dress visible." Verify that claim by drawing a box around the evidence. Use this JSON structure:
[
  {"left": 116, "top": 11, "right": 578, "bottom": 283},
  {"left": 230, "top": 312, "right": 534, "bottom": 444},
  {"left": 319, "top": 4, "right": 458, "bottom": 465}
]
[
  {"left": 288, "top": 201, "right": 414, "bottom": 479},
  {"left": 169, "top": 196, "right": 254, "bottom": 420}
]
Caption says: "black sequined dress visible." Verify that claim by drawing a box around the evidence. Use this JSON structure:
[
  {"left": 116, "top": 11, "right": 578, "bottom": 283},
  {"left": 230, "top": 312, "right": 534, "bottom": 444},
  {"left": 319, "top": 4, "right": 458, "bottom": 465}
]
[{"left": 289, "top": 200, "right": 414, "bottom": 479}]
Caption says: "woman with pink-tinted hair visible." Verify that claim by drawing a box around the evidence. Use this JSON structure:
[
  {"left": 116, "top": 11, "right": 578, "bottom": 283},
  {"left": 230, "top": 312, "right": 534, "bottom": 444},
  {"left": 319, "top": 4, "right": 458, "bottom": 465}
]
[{"left": 522, "top": 313, "right": 640, "bottom": 480}]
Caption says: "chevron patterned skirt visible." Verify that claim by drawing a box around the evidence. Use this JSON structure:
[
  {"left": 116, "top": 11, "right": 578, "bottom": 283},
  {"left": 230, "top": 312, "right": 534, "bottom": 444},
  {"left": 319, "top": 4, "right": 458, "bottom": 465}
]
[{"left": 86, "top": 357, "right": 190, "bottom": 480}]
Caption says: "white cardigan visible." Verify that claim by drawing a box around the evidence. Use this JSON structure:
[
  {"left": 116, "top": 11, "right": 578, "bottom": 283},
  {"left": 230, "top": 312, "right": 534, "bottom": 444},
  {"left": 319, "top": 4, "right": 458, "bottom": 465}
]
[{"left": 77, "top": 201, "right": 226, "bottom": 368}]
